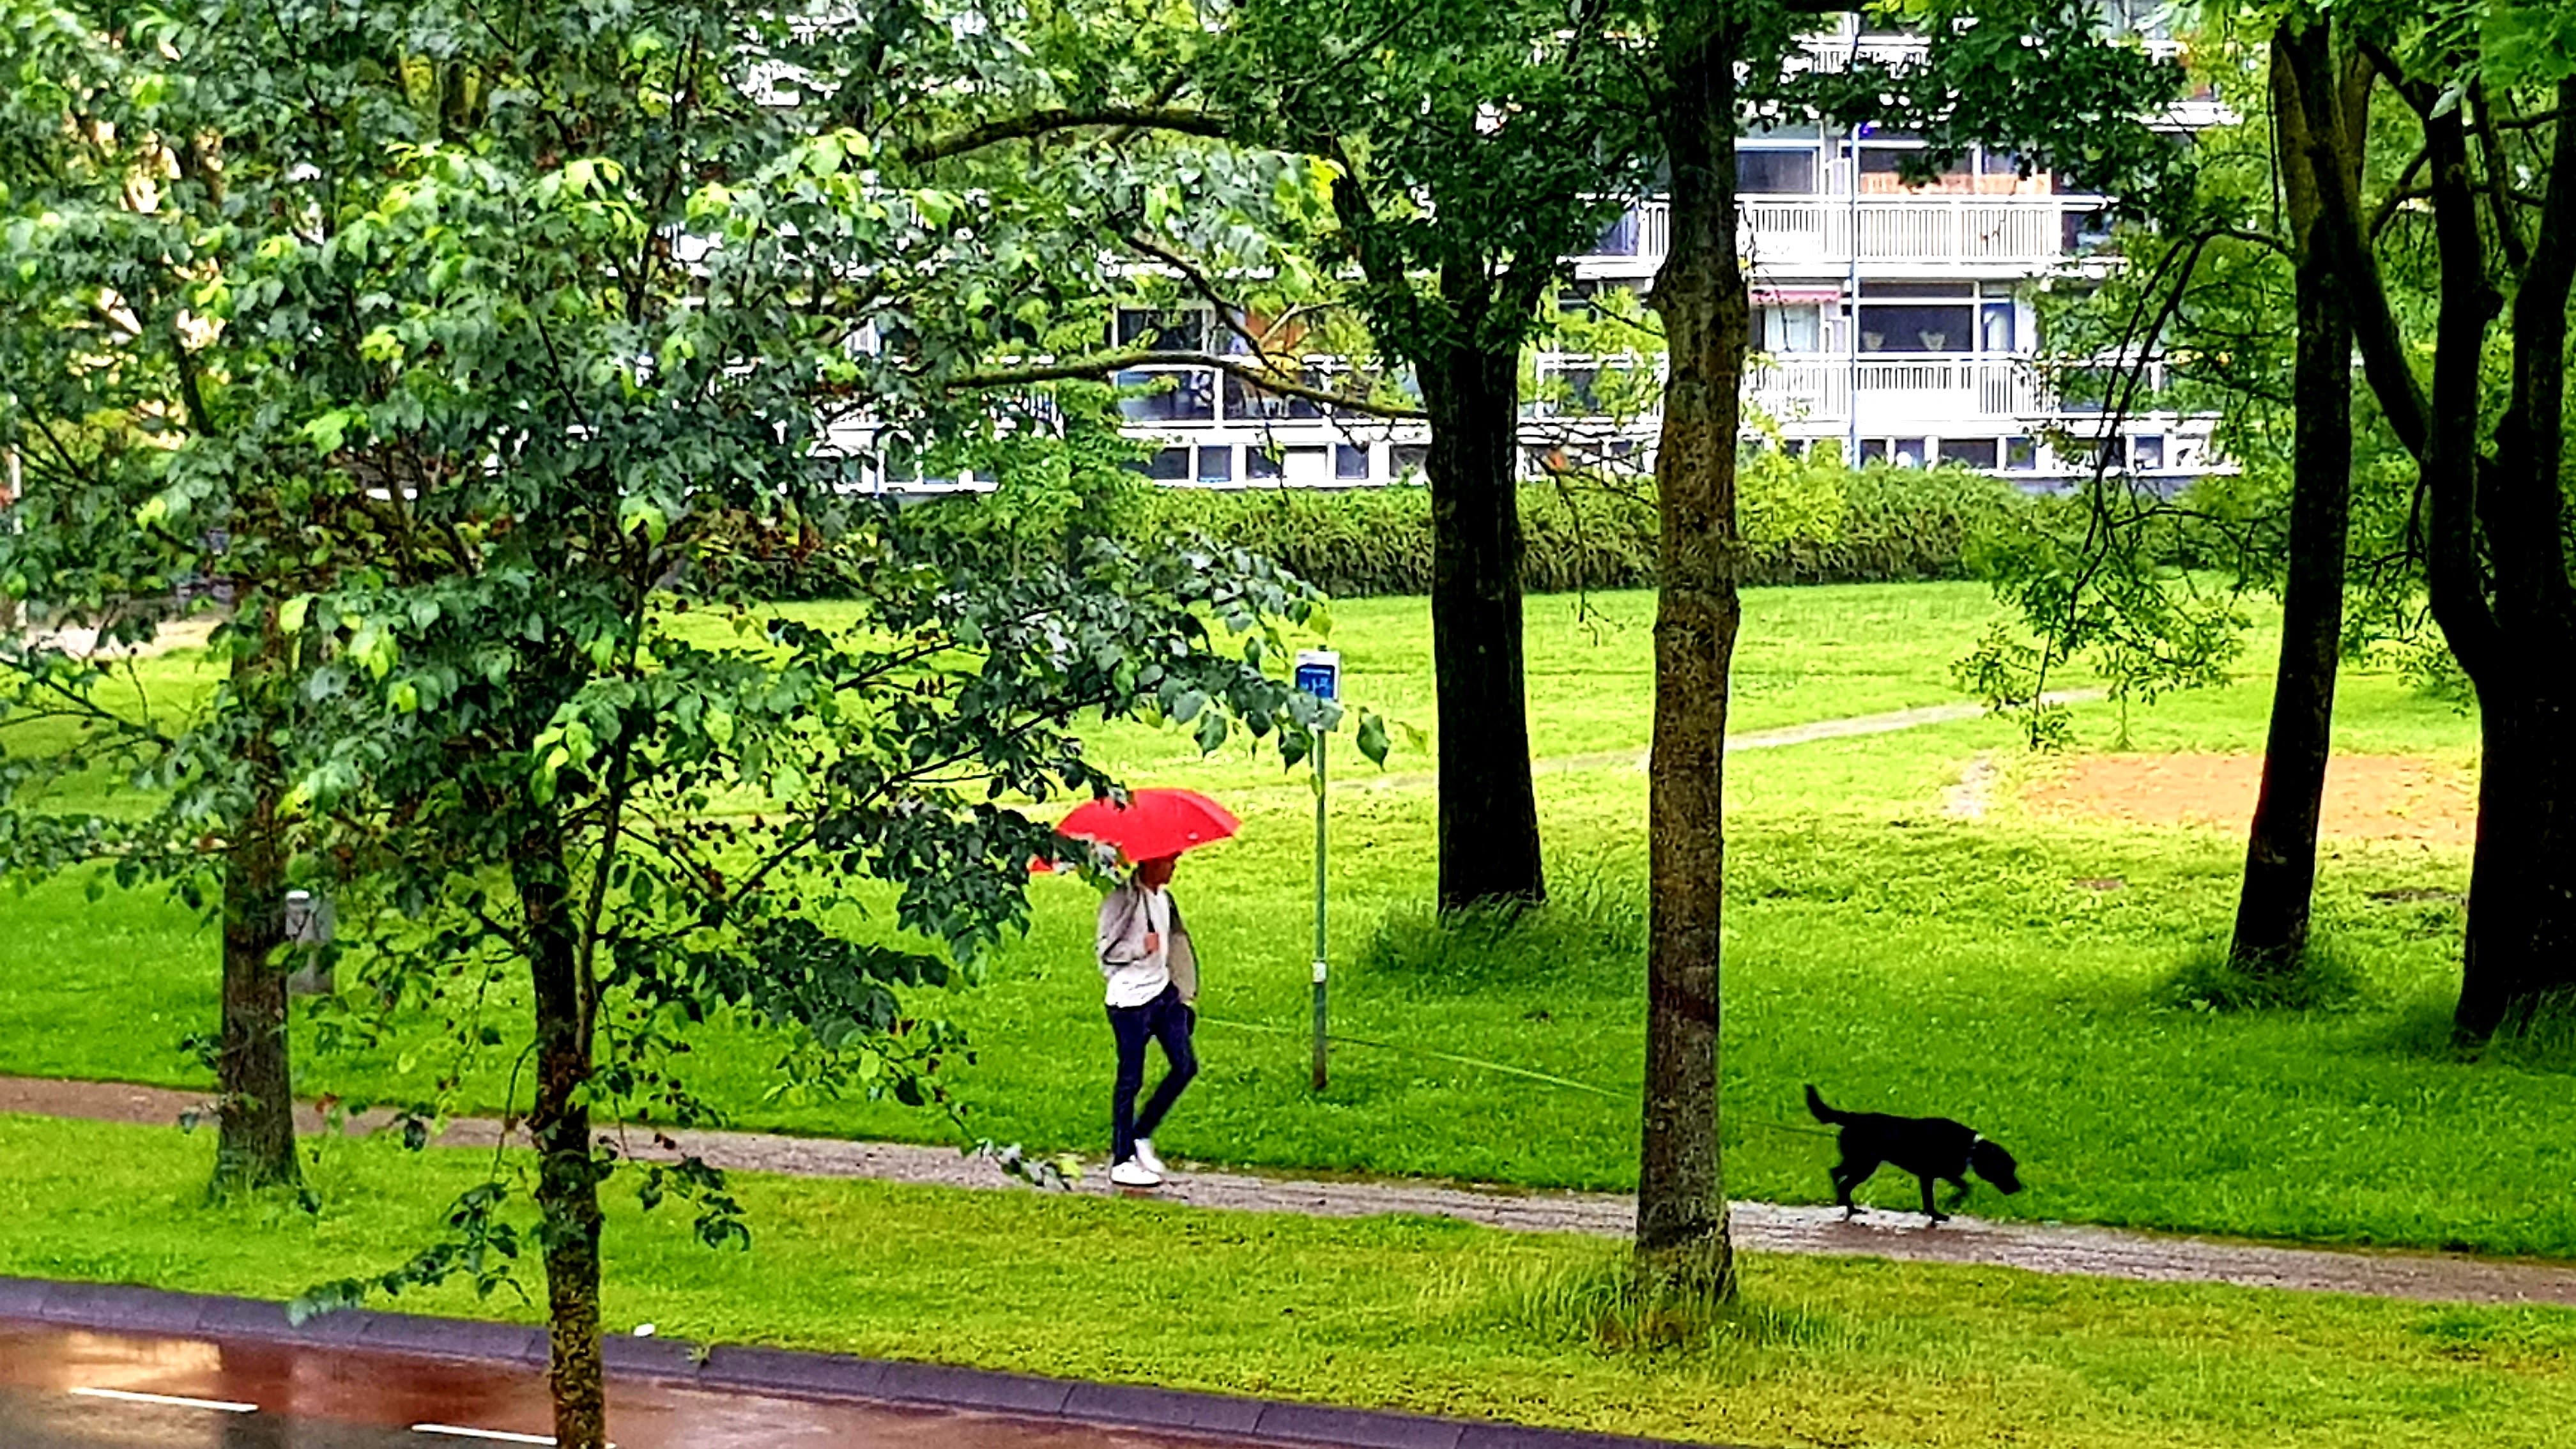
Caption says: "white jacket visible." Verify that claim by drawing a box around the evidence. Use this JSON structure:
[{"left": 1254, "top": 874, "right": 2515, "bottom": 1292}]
[{"left": 1097, "top": 881, "right": 1199, "bottom": 1007}]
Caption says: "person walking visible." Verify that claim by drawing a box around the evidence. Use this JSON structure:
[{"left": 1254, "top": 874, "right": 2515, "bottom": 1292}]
[{"left": 1098, "top": 853, "right": 1199, "bottom": 1188}]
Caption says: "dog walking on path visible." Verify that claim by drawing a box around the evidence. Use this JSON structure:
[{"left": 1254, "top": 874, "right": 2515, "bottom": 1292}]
[{"left": 1805, "top": 1084, "right": 2022, "bottom": 1224}]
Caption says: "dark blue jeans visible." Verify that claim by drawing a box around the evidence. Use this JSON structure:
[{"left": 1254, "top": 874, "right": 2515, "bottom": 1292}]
[{"left": 1108, "top": 983, "right": 1198, "bottom": 1165}]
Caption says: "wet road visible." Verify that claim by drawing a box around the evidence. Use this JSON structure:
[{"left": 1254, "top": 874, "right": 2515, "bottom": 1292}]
[{"left": 0, "top": 1325, "right": 1259, "bottom": 1449}]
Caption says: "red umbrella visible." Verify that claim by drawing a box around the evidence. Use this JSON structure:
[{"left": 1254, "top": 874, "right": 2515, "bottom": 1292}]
[{"left": 1052, "top": 788, "right": 1241, "bottom": 866}]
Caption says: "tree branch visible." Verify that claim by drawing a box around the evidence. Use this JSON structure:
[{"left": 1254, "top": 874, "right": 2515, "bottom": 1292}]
[
  {"left": 902, "top": 108, "right": 1232, "bottom": 166},
  {"left": 946, "top": 350, "right": 1427, "bottom": 420}
]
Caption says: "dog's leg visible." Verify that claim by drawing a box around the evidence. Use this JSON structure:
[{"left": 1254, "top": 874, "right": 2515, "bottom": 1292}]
[
  {"left": 1832, "top": 1158, "right": 1874, "bottom": 1219},
  {"left": 1918, "top": 1174, "right": 1947, "bottom": 1224}
]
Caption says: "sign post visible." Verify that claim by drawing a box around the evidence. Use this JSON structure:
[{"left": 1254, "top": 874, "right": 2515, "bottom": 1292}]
[{"left": 1292, "top": 649, "right": 1340, "bottom": 1092}]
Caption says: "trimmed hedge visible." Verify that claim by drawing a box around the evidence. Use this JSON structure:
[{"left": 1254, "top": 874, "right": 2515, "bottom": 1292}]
[
  {"left": 734, "top": 461, "right": 2032, "bottom": 602},
  {"left": 1128, "top": 461, "right": 2030, "bottom": 597}
]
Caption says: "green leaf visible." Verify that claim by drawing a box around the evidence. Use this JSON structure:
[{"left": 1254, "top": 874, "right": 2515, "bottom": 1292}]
[{"left": 1355, "top": 710, "right": 1390, "bottom": 767}]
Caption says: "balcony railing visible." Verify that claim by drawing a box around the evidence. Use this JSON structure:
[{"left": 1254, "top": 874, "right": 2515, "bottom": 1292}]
[
  {"left": 1746, "top": 353, "right": 2165, "bottom": 422},
  {"left": 1594, "top": 196, "right": 2110, "bottom": 270}
]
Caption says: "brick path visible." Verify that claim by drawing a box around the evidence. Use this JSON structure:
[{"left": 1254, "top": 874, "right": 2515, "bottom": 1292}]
[{"left": 8, "top": 1075, "right": 2575, "bottom": 1308}]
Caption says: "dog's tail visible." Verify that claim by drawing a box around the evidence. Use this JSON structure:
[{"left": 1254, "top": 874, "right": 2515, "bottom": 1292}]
[{"left": 1804, "top": 1084, "right": 1850, "bottom": 1125}]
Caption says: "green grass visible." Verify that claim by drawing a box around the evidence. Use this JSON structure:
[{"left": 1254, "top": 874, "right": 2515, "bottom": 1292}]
[
  {"left": 4, "top": 1112, "right": 2572, "bottom": 1449},
  {"left": 4, "top": 582, "right": 2543, "bottom": 1257}
]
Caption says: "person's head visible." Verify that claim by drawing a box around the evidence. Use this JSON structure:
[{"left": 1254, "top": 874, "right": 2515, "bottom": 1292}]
[{"left": 1135, "top": 855, "right": 1178, "bottom": 890}]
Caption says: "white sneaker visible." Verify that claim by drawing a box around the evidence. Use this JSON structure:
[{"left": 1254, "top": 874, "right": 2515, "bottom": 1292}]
[
  {"left": 1108, "top": 1159, "right": 1163, "bottom": 1188},
  {"left": 1133, "top": 1138, "right": 1167, "bottom": 1177}
]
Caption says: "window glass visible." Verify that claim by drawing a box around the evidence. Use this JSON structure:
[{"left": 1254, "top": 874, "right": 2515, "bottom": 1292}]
[
  {"left": 1738, "top": 149, "right": 1818, "bottom": 194},
  {"left": 1115, "top": 369, "right": 1216, "bottom": 422},
  {"left": 1859, "top": 438, "right": 1889, "bottom": 464},
  {"left": 1755, "top": 304, "right": 1823, "bottom": 353},
  {"left": 1335, "top": 444, "right": 1371, "bottom": 480},
  {"left": 1856, "top": 304, "right": 1974, "bottom": 353},
  {"left": 2131, "top": 434, "right": 2166, "bottom": 471},
  {"left": 1116, "top": 308, "right": 1208, "bottom": 353},
  {"left": 1197, "top": 446, "right": 1234, "bottom": 484},
  {"left": 1858, "top": 146, "right": 1972, "bottom": 192},
  {"left": 1146, "top": 447, "right": 1190, "bottom": 482},
  {"left": 1893, "top": 438, "right": 1928, "bottom": 468},
  {"left": 1246, "top": 447, "right": 1284, "bottom": 480},
  {"left": 1593, "top": 210, "right": 1642, "bottom": 256},
  {"left": 1225, "top": 374, "right": 1322, "bottom": 422},
  {"left": 1980, "top": 303, "right": 2016, "bottom": 353},
  {"left": 1391, "top": 444, "right": 1430, "bottom": 479},
  {"left": 2005, "top": 436, "right": 2038, "bottom": 470},
  {"left": 1942, "top": 438, "right": 2000, "bottom": 470}
]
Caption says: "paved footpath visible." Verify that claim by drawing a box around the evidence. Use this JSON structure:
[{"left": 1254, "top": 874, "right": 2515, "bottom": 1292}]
[{"left": 9, "top": 1075, "right": 2576, "bottom": 1309}]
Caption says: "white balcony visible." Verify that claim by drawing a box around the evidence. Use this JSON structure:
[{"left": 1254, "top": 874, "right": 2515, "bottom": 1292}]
[
  {"left": 1747, "top": 352, "right": 2165, "bottom": 424},
  {"left": 1586, "top": 196, "right": 2109, "bottom": 273}
]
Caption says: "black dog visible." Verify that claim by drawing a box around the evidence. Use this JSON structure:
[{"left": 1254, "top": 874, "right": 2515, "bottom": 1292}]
[{"left": 1805, "top": 1084, "right": 2021, "bottom": 1224}]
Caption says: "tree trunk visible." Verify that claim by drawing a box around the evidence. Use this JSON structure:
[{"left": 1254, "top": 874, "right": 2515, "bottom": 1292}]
[
  {"left": 2283, "top": 33, "right": 2576, "bottom": 1039},
  {"left": 213, "top": 604, "right": 298, "bottom": 1195},
  {"left": 1636, "top": 1, "right": 1744, "bottom": 1303},
  {"left": 1418, "top": 323, "right": 1546, "bottom": 912},
  {"left": 2455, "top": 682, "right": 2576, "bottom": 1037},
  {"left": 2230, "top": 34, "right": 2359, "bottom": 972},
  {"left": 519, "top": 854, "right": 608, "bottom": 1449},
  {"left": 2451, "top": 78, "right": 2576, "bottom": 1039}
]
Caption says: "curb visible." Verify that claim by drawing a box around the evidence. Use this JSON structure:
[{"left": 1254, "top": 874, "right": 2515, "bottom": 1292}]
[{"left": 0, "top": 1276, "right": 1719, "bottom": 1449}]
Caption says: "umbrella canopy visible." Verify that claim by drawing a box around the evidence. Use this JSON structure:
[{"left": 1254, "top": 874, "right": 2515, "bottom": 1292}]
[{"left": 1054, "top": 788, "right": 1241, "bottom": 865}]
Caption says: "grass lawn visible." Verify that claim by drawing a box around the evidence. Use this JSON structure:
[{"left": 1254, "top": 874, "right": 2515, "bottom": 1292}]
[
  {"left": 4, "top": 1112, "right": 2572, "bottom": 1449},
  {"left": 6, "top": 583, "right": 2552, "bottom": 1257}
]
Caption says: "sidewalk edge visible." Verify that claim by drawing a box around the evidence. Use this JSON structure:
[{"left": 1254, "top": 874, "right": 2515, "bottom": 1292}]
[{"left": 0, "top": 1275, "right": 1722, "bottom": 1449}]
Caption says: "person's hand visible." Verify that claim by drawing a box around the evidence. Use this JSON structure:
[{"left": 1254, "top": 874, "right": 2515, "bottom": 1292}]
[{"left": 1142, "top": 931, "right": 1162, "bottom": 955}]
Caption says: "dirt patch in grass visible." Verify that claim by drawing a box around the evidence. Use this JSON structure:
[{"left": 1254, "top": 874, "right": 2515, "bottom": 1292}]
[{"left": 2026, "top": 753, "right": 2476, "bottom": 846}]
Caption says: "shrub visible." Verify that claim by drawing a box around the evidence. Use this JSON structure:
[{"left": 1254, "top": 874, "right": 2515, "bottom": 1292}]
[
  {"left": 735, "top": 456, "right": 2035, "bottom": 602},
  {"left": 1132, "top": 459, "right": 2030, "bottom": 598}
]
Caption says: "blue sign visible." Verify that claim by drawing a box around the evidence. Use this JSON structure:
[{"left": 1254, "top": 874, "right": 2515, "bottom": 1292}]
[{"left": 1294, "top": 650, "right": 1340, "bottom": 702}]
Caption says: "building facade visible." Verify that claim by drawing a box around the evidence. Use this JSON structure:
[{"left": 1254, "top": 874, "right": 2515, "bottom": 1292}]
[{"left": 1098, "top": 17, "right": 2221, "bottom": 494}]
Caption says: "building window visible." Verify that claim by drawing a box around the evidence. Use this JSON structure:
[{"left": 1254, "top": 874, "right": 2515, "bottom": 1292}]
[
  {"left": 1224, "top": 373, "right": 1322, "bottom": 422},
  {"left": 1335, "top": 443, "right": 1371, "bottom": 480},
  {"left": 1755, "top": 303, "right": 1824, "bottom": 353},
  {"left": 2131, "top": 434, "right": 2166, "bottom": 471},
  {"left": 1197, "top": 446, "right": 1234, "bottom": 484},
  {"left": 1893, "top": 438, "right": 1928, "bottom": 468},
  {"left": 1594, "top": 210, "right": 1643, "bottom": 257},
  {"left": 1116, "top": 369, "right": 1216, "bottom": 422},
  {"left": 1857, "top": 304, "right": 1974, "bottom": 353},
  {"left": 1941, "top": 438, "right": 2000, "bottom": 470},
  {"left": 1145, "top": 447, "right": 1191, "bottom": 482},
  {"left": 1980, "top": 302, "right": 2017, "bottom": 353},
  {"left": 2005, "top": 436, "right": 2038, "bottom": 470},
  {"left": 1391, "top": 444, "right": 1430, "bottom": 479},
  {"left": 1857, "top": 145, "right": 1974, "bottom": 194},
  {"left": 1738, "top": 148, "right": 1818, "bottom": 194},
  {"left": 1116, "top": 307, "right": 1208, "bottom": 353},
  {"left": 1247, "top": 447, "right": 1284, "bottom": 481},
  {"left": 1859, "top": 438, "right": 1889, "bottom": 464}
]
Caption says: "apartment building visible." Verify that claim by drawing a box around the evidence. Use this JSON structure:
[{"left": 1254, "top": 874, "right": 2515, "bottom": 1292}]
[{"left": 1100, "top": 15, "right": 2221, "bottom": 494}]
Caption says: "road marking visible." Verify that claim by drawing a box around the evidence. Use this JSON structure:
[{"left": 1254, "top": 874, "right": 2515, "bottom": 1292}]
[
  {"left": 71, "top": 1386, "right": 259, "bottom": 1413},
  {"left": 412, "top": 1427, "right": 614, "bottom": 1447}
]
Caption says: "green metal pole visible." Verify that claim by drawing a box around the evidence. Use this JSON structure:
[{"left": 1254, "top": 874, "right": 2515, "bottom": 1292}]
[{"left": 1311, "top": 726, "right": 1328, "bottom": 1092}]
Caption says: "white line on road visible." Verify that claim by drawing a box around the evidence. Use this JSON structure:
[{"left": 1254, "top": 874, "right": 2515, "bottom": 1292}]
[
  {"left": 71, "top": 1386, "right": 259, "bottom": 1413},
  {"left": 412, "top": 1426, "right": 614, "bottom": 1447}
]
